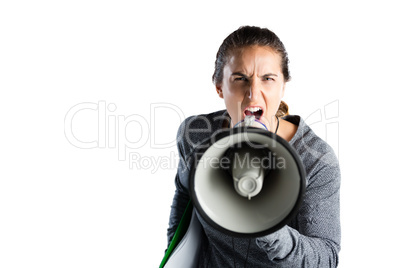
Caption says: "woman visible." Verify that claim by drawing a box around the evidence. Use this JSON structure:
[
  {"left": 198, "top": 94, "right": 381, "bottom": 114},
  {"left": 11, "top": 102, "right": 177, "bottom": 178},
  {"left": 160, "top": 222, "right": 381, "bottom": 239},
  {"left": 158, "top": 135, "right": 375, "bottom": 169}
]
[{"left": 167, "top": 26, "right": 341, "bottom": 267}]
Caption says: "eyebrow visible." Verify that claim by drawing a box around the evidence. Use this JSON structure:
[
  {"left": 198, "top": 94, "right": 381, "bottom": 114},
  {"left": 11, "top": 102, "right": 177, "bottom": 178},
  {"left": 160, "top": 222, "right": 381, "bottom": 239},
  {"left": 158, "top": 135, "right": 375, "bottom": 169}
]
[{"left": 231, "top": 72, "right": 278, "bottom": 77}]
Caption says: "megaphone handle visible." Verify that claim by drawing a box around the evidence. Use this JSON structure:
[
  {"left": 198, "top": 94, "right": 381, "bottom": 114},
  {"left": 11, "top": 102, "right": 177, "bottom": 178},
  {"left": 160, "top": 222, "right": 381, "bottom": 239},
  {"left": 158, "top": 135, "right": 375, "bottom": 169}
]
[{"left": 161, "top": 201, "right": 203, "bottom": 268}]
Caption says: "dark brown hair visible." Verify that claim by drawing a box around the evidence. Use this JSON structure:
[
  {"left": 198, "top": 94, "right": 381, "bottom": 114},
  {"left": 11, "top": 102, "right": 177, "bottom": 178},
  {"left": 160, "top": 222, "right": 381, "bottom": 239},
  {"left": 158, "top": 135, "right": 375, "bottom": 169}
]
[{"left": 212, "top": 26, "right": 290, "bottom": 117}]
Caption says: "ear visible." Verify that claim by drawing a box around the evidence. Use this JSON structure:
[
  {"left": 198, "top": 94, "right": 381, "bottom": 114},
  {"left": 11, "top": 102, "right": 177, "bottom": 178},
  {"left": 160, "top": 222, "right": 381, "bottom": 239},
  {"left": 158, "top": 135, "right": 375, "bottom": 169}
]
[{"left": 216, "top": 84, "right": 224, "bottom": 99}]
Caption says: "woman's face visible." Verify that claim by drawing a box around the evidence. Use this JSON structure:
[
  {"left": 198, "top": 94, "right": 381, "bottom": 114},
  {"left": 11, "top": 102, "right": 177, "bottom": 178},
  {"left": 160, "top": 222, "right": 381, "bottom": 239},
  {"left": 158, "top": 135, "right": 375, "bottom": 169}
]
[{"left": 216, "top": 45, "right": 286, "bottom": 130}]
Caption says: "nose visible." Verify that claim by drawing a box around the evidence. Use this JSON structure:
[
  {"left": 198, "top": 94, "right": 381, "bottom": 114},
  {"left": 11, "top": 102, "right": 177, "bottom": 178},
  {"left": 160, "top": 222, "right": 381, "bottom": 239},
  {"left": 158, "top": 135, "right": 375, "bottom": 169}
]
[{"left": 247, "top": 80, "right": 260, "bottom": 101}]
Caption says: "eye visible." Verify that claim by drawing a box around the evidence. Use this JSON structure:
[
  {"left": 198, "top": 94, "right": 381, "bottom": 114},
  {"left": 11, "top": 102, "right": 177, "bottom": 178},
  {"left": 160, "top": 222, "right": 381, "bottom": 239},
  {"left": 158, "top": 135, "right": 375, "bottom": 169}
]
[
  {"left": 264, "top": 77, "right": 274, "bottom": 81},
  {"left": 234, "top": 77, "right": 248, "bottom": 82}
]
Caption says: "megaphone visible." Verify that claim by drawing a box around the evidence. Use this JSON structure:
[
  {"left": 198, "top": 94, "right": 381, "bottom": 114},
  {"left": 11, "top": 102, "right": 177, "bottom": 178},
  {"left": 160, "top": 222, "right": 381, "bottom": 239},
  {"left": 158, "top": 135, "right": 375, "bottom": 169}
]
[{"left": 189, "top": 126, "right": 306, "bottom": 237}]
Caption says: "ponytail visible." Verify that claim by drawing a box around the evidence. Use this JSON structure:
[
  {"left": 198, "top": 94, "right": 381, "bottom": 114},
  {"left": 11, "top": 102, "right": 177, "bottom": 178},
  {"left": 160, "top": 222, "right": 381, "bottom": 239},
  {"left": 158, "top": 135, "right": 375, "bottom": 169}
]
[{"left": 276, "top": 101, "right": 289, "bottom": 117}]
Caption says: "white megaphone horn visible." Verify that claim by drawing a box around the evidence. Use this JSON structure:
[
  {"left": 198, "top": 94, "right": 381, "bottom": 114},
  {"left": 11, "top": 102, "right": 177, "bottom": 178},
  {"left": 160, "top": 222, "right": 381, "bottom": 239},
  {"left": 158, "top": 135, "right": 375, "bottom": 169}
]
[{"left": 189, "top": 126, "right": 306, "bottom": 237}]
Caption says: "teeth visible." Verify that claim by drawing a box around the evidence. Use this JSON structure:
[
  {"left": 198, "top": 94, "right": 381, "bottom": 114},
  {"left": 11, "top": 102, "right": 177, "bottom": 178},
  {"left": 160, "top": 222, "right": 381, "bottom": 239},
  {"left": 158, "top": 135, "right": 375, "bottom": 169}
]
[{"left": 246, "top": 107, "right": 262, "bottom": 113}]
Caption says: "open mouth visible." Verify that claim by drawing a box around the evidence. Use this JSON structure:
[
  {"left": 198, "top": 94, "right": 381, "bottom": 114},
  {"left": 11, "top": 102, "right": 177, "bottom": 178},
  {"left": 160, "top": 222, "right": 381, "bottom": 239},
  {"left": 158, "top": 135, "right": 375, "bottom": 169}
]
[{"left": 244, "top": 106, "right": 263, "bottom": 120}]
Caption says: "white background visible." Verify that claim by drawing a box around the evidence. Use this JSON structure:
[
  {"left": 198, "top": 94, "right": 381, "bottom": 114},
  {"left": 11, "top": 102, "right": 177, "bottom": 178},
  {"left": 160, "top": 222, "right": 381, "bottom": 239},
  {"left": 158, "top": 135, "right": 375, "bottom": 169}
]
[{"left": 1, "top": 1, "right": 401, "bottom": 267}]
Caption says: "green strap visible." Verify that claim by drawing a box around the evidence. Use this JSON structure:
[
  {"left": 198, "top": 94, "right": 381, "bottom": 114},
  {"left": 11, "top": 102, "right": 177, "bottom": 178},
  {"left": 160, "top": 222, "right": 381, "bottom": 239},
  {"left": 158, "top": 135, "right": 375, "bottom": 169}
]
[{"left": 159, "top": 200, "right": 193, "bottom": 268}]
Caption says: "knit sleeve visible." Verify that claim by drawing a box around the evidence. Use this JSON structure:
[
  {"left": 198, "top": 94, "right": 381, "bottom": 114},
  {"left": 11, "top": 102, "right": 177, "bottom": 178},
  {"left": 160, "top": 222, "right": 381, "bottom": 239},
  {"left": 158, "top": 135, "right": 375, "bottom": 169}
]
[
  {"left": 256, "top": 148, "right": 341, "bottom": 267},
  {"left": 166, "top": 120, "right": 191, "bottom": 247}
]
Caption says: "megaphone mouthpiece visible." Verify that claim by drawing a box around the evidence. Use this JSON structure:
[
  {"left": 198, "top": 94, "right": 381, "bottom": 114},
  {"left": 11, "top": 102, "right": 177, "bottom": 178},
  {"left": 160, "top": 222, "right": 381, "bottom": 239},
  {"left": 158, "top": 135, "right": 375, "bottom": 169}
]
[{"left": 234, "top": 115, "right": 268, "bottom": 130}]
